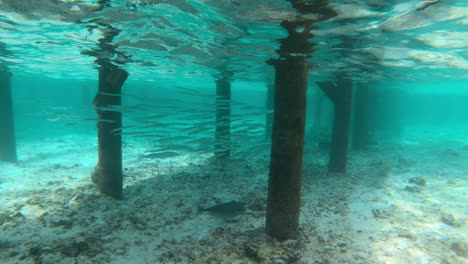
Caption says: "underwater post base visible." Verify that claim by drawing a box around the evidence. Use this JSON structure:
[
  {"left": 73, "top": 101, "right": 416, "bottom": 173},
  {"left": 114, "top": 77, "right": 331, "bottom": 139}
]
[
  {"left": 266, "top": 56, "right": 308, "bottom": 240},
  {"left": 92, "top": 64, "right": 128, "bottom": 200}
]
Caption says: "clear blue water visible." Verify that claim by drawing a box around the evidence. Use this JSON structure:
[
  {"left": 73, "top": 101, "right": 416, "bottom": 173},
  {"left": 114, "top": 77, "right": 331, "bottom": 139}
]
[{"left": 0, "top": 1, "right": 467, "bottom": 263}]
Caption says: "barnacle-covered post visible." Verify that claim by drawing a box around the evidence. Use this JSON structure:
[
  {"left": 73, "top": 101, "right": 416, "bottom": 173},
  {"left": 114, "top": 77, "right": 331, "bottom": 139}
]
[
  {"left": 266, "top": 20, "right": 313, "bottom": 240},
  {"left": 215, "top": 74, "right": 232, "bottom": 160},
  {"left": 83, "top": 21, "right": 129, "bottom": 199},
  {"left": 266, "top": 0, "right": 337, "bottom": 240},
  {"left": 0, "top": 65, "right": 17, "bottom": 163}
]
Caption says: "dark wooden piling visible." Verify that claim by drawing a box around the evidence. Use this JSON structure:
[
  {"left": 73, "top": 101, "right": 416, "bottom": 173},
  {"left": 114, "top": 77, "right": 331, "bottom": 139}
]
[
  {"left": 352, "top": 82, "right": 370, "bottom": 149},
  {"left": 317, "top": 77, "right": 353, "bottom": 173},
  {"left": 312, "top": 88, "right": 324, "bottom": 135},
  {"left": 264, "top": 0, "right": 337, "bottom": 240},
  {"left": 265, "top": 83, "right": 274, "bottom": 139},
  {"left": 215, "top": 77, "right": 231, "bottom": 160},
  {"left": 92, "top": 63, "right": 128, "bottom": 199},
  {"left": 266, "top": 56, "right": 309, "bottom": 240},
  {"left": 0, "top": 69, "right": 17, "bottom": 163}
]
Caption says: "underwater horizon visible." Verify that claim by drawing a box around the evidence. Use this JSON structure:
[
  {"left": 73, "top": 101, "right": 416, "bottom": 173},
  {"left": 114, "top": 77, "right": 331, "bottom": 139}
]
[{"left": 0, "top": 0, "right": 467, "bottom": 263}]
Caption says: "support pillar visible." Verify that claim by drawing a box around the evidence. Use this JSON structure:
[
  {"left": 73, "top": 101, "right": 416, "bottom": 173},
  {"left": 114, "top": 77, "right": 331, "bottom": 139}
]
[
  {"left": 215, "top": 77, "right": 231, "bottom": 160},
  {"left": 352, "top": 83, "right": 370, "bottom": 149},
  {"left": 265, "top": 1, "right": 336, "bottom": 240},
  {"left": 266, "top": 56, "right": 308, "bottom": 240},
  {"left": 317, "top": 77, "right": 353, "bottom": 173},
  {"left": 312, "top": 88, "right": 324, "bottom": 135},
  {"left": 265, "top": 83, "right": 274, "bottom": 139},
  {"left": 0, "top": 69, "right": 17, "bottom": 163},
  {"left": 92, "top": 63, "right": 128, "bottom": 199}
]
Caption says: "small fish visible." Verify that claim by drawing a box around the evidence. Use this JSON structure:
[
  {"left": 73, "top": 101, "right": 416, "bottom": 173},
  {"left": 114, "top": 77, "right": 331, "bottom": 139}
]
[{"left": 199, "top": 200, "right": 246, "bottom": 218}]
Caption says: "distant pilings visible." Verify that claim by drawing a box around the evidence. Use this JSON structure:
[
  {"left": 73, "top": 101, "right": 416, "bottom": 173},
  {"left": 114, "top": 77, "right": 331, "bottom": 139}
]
[
  {"left": 310, "top": 86, "right": 325, "bottom": 137},
  {"left": 317, "top": 76, "right": 353, "bottom": 173},
  {"left": 0, "top": 68, "right": 17, "bottom": 163},
  {"left": 215, "top": 76, "right": 231, "bottom": 160},
  {"left": 352, "top": 82, "right": 371, "bottom": 150}
]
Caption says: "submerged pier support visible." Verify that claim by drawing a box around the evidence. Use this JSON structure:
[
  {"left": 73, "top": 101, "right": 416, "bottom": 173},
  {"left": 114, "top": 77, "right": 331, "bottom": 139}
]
[
  {"left": 265, "top": 0, "right": 336, "bottom": 240},
  {"left": 0, "top": 68, "right": 17, "bottom": 163},
  {"left": 265, "top": 83, "right": 274, "bottom": 139},
  {"left": 352, "top": 82, "right": 371, "bottom": 149},
  {"left": 215, "top": 77, "right": 231, "bottom": 160},
  {"left": 266, "top": 55, "right": 309, "bottom": 240},
  {"left": 317, "top": 77, "right": 353, "bottom": 173},
  {"left": 265, "top": 0, "right": 338, "bottom": 238},
  {"left": 311, "top": 87, "right": 324, "bottom": 135},
  {"left": 92, "top": 63, "right": 128, "bottom": 199}
]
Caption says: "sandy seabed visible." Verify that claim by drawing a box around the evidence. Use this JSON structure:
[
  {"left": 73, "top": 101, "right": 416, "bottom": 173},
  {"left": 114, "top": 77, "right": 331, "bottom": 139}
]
[{"left": 0, "top": 133, "right": 467, "bottom": 264}]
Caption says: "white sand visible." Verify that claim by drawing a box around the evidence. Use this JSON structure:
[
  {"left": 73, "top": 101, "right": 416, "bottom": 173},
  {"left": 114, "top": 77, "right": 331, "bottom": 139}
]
[{"left": 0, "top": 133, "right": 467, "bottom": 264}]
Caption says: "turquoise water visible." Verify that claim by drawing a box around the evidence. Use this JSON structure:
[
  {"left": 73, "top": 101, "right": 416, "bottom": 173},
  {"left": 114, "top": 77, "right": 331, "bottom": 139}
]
[{"left": 1, "top": 1, "right": 467, "bottom": 263}]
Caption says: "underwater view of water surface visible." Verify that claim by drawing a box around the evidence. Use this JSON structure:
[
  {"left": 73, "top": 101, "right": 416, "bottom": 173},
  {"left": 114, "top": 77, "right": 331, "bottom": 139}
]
[{"left": 0, "top": 0, "right": 467, "bottom": 263}]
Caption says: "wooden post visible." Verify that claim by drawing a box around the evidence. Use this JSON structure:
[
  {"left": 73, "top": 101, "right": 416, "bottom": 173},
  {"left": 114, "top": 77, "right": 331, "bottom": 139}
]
[
  {"left": 317, "top": 77, "right": 353, "bottom": 173},
  {"left": 215, "top": 77, "right": 231, "bottom": 160},
  {"left": 92, "top": 63, "right": 128, "bottom": 199},
  {"left": 0, "top": 69, "right": 17, "bottom": 163},
  {"left": 265, "top": 1, "right": 336, "bottom": 240},
  {"left": 312, "top": 87, "right": 324, "bottom": 135},
  {"left": 266, "top": 56, "right": 308, "bottom": 240},
  {"left": 265, "top": 83, "right": 274, "bottom": 139},
  {"left": 352, "top": 82, "right": 370, "bottom": 149}
]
